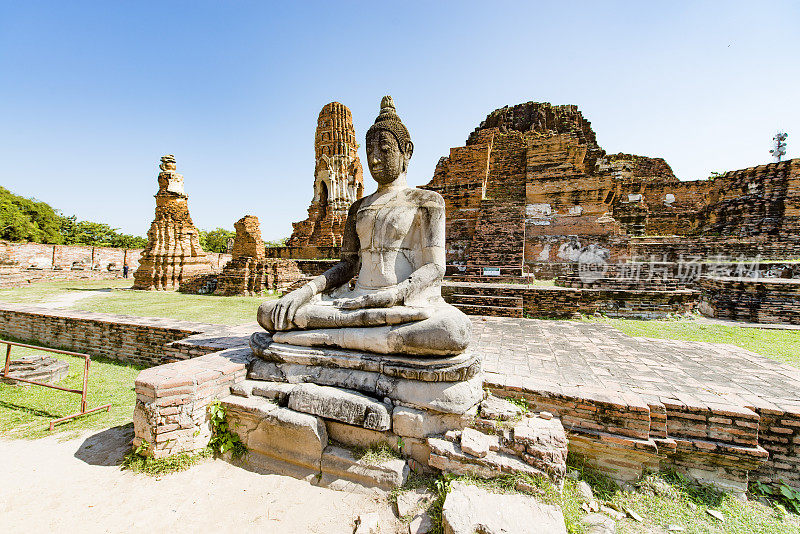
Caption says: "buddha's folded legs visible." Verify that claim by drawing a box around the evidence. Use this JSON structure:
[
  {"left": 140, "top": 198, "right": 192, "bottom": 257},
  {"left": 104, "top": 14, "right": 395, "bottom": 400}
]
[
  {"left": 257, "top": 300, "right": 432, "bottom": 331},
  {"left": 269, "top": 305, "right": 471, "bottom": 356}
]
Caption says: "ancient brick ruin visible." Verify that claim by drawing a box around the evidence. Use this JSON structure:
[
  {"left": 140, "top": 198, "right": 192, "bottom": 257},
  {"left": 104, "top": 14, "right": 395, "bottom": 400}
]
[
  {"left": 425, "top": 102, "right": 800, "bottom": 275},
  {"left": 424, "top": 102, "right": 800, "bottom": 322},
  {"left": 287, "top": 102, "right": 364, "bottom": 249},
  {"left": 133, "top": 155, "right": 213, "bottom": 290},
  {"left": 213, "top": 215, "right": 303, "bottom": 296}
]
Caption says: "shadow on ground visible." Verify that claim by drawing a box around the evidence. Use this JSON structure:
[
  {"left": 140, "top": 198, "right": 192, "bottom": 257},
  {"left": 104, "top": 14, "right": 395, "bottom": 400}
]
[
  {"left": 74, "top": 423, "right": 134, "bottom": 466},
  {"left": 0, "top": 400, "right": 59, "bottom": 418}
]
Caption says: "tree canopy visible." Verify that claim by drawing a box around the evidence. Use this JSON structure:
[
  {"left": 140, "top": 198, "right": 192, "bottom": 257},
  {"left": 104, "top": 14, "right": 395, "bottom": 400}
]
[
  {"left": 199, "top": 228, "right": 235, "bottom": 253},
  {"left": 0, "top": 186, "right": 147, "bottom": 248}
]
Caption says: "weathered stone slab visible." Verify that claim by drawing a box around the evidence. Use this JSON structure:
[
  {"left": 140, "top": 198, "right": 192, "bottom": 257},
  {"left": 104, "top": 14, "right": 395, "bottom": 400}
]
[
  {"left": 231, "top": 379, "right": 296, "bottom": 406},
  {"left": 1, "top": 354, "right": 68, "bottom": 385},
  {"left": 318, "top": 445, "right": 409, "bottom": 493},
  {"left": 288, "top": 383, "right": 392, "bottom": 431},
  {"left": 512, "top": 416, "right": 569, "bottom": 480},
  {"left": 392, "top": 405, "right": 476, "bottom": 439},
  {"left": 428, "top": 437, "right": 546, "bottom": 481},
  {"left": 251, "top": 332, "right": 481, "bottom": 382},
  {"left": 460, "top": 427, "right": 497, "bottom": 458},
  {"left": 480, "top": 395, "right": 523, "bottom": 421},
  {"left": 249, "top": 358, "right": 484, "bottom": 414},
  {"left": 222, "top": 395, "right": 327, "bottom": 478},
  {"left": 442, "top": 482, "right": 567, "bottom": 534}
]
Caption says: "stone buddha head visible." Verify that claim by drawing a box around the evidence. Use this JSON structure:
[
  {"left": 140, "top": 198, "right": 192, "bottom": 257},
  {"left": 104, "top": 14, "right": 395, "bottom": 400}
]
[{"left": 365, "top": 96, "right": 414, "bottom": 185}]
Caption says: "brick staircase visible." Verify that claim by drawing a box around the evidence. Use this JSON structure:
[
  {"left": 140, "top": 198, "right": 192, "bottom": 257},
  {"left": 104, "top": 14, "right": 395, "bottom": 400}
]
[{"left": 443, "top": 288, "right": 525, "bottom": 318}]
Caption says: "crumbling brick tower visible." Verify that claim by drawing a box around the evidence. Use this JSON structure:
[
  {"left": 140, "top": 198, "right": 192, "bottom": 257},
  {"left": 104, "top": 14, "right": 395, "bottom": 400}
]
[
  {"left": 133, "top": 155, "right": 212, "bottom": 290},
  {"left": 287, "top": 102, "right": 364, "bottom": 248},
  {"left": 425, "top": 102, "right": 622, "bottom": 277}
]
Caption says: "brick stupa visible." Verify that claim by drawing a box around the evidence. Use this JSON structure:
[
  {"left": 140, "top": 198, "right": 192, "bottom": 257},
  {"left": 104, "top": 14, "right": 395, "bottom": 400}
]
[
  {"left": 133, "top": 155, "right": 212, "bottom": 290},
  {"left": 215, "top": 215, "right": 303, "bottom": 296},
  {"left": 287, "top": 102, "right": 364, "bottom": 248}
]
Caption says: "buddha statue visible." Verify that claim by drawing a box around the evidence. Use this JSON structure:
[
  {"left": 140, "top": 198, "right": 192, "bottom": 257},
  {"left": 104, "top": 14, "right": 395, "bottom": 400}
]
[{"left": 257, "top": 96, "right": 471, "bottom": 356}]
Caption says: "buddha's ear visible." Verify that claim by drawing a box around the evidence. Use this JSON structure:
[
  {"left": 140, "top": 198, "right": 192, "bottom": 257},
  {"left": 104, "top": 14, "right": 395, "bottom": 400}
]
[{"left": 404, "top": 140, "right": 414, "bottom": 158}]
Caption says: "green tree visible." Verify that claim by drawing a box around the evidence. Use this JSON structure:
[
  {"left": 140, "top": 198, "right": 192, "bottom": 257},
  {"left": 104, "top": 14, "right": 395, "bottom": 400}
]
[
  {"left": 1, "top": 186, "right": 148, "bottom": 248},
  {"left": 264, "top": 237, "right": 288, "bottom": 248},
  {"left": 200, "top": 228, "right": 235, "bottom": 253},
  {"left": 0, "top": 187, "right": 63, "bottom": 243}
]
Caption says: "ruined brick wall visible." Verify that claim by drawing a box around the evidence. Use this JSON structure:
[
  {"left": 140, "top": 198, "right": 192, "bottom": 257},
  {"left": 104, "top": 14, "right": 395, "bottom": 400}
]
[
  {"left": 698, "top": 277, "right": 800, "bottom": 325},
  {"left": 0, "top": 240, "right": 143, "bottom": 271},
  {"left": 427, "top": 100, "right": 800, "bottom": 278},
  {"left": 441, "top": 283, "right": 698, "bottom": 319},
  {"left": 0, "top": 303, "right": 205, "bottom": 367},
  {"left": 697, "top": 159, "right": 800, "bottom": 238},
  {"left": 288, "top": 102, "right": 363, "bottom": 248}
]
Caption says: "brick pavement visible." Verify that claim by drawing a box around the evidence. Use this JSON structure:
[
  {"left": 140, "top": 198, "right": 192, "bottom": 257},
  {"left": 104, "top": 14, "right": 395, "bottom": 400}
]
[{"left": 474, "top": 316, "right": 800, "bottom": 408}]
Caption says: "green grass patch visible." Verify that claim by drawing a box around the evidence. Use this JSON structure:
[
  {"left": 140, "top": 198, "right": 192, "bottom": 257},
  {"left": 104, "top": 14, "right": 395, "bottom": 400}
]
[
  {"left": 74, "top": 288, "right": 274, "bottom": 325},
  {"left": 0, "top": 278, "right": 275, "bottom": 325},
  {"left": 394, "top": 457, "right": 800, "bottom": 534},
  {"left": 121, "top": 441, "right": 211, "bottom": 476},
  {"left": 0, "top": 278, "right": 132, "bottom": 304},
  {"left": 351, "top": 441, "right": 404, "bottom": 466},
  {"left": 0, "top": 340, "right": 143, "bottom": 439},
  {"left": 582, "top": 315, "right": 800, "bottom": 367}
]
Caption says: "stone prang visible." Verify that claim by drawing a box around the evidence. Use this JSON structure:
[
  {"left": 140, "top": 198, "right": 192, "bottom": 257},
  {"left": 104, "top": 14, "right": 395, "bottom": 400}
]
[{"left": 288, "top": 102, "right": 364, "bottom": 248}]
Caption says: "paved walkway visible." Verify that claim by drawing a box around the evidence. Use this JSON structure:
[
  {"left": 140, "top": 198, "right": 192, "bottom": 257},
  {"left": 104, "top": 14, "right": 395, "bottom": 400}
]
[{"left": 474, "top": 317, "right": 800, "bottom": 411}]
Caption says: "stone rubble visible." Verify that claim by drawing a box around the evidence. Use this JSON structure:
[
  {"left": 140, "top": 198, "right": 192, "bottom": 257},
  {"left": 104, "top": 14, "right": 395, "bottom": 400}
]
[
  {"left": 480, "top": 395, "right": 523, "bottom": 420},
  {"left": 441, "top": 482, "right": 567, "bottom": 534}
]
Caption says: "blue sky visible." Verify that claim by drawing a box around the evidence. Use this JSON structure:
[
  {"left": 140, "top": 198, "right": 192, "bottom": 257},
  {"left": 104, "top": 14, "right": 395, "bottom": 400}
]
[{"left": 1, "top": 1, "right": 798, "bottom": 240}]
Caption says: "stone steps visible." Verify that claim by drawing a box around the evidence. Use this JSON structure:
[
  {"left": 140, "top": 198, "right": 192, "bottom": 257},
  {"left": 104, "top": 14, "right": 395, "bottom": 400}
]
[
  {"left": 451, "top": 303, "right": 524, "bottom": 318},
  {"left": 448, "top": 294, "right": 524, "bottom": 308}
]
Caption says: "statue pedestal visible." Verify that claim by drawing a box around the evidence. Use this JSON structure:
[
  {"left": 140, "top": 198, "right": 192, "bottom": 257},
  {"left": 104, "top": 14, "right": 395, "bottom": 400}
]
[{"left": 217, "top": 333, "right": 484, "bottom": 490}]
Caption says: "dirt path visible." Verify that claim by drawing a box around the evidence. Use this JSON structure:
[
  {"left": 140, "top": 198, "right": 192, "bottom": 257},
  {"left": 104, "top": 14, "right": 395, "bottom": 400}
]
[
  {"left": 0, "top": 425, "right": 401, "bottom": 533},
  {"left": 39, "top": 288, "right": 114, "bottom": 309}
]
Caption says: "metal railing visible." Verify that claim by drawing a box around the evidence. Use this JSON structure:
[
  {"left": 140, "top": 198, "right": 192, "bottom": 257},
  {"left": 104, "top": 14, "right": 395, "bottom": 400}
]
[{"left": 1, "top": 340, "right": 111, "bottom": 430}]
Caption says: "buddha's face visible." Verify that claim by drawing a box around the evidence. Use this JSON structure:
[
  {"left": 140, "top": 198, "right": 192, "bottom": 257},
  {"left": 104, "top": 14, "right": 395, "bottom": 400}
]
[{"left": 366, "top": 130, "right": 410, "bottom": 185}]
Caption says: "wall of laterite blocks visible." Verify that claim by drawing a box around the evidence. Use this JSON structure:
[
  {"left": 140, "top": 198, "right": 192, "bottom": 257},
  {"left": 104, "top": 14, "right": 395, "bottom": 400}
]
[
  {"left": 0, "top": 303, "right": 213, "bottom": 367},
  {"left": 133, "top": 348, "right": 249, "bottom": 458},
  {"left": 698, "top": 277, "right": 800, "bottom": 325},
  {"left": 442, "top": 283, "right": 699, "bottom": 319},
  {"left": 484, "top": 379, "right": 775, "bottom": 491}
]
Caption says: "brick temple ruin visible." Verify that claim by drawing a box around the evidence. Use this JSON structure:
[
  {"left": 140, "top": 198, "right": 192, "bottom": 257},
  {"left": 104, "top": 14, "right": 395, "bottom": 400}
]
[
  {"left": 286, "top": 102, "right": 364, "bottom": 249},
  {"left": 133, "top": 155, "right": 214, "bottom": 290},
  {"left": 423, "top": 102, "right": 800, "bottom": 322}
]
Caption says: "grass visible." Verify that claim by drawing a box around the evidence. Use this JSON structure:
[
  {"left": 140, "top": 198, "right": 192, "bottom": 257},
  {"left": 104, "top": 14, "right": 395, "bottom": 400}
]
[
  {"left": 581, "top": 314, "right": 800, "bottom": 366},
  {"left": 121, "top": 444, "right": 211, "bottom": 476},
  {"left": 0, "top": 278, "right": 132, "bottom": 304},
  {"left": 0, "top": 278, "right": 275, "bottom": 325},
  {"left": 0, "top": 340, "right": 143, "bottom": 439},
  {"left": 75, "top": 289, "right": 274, "bottom": 325},
  {"left": 351, "top": 441, "right": 404, "bottom": 466},
  {"left": 395, "top": 458, "right": 800, "bottom": 534}
]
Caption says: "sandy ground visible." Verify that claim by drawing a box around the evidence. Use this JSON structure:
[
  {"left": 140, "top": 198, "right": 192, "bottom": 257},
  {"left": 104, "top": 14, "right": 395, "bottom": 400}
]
[{"left": 0, "top": 425, "right": 402, "bottom": 534}]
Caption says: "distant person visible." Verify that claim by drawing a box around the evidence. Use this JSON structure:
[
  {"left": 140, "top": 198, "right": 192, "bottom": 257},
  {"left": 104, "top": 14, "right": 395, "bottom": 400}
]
[{"left": 123, "top": 264, "right": 129, "bottom": 278}]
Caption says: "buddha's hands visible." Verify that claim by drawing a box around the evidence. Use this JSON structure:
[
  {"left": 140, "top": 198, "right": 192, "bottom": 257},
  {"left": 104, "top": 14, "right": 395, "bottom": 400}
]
[
  {"left": 335, "top": 288, "right": 400, "bottom": 310},
  {"left": 272, "top": 284, "right": 315, "bottom": 330}
]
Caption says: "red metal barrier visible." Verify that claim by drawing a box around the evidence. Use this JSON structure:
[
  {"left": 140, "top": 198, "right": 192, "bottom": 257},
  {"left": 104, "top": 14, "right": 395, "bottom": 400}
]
[{"left": 1, "top": 340, "right": 111, "bottom": 430}]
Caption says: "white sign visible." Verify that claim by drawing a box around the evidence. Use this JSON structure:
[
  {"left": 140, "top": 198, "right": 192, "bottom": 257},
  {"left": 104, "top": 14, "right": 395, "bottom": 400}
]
[{"left": 483, "top": 267, "right": 501, "bottom": 277}]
